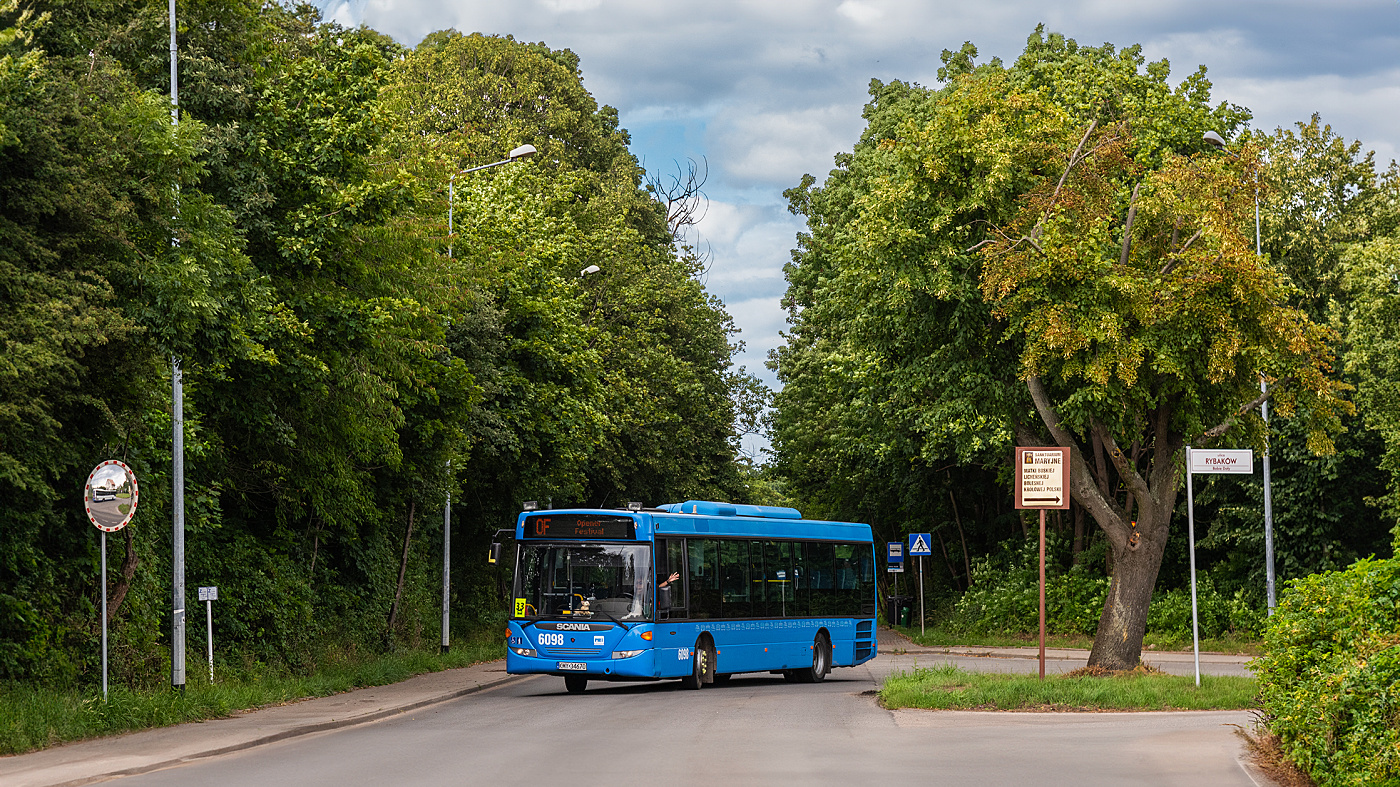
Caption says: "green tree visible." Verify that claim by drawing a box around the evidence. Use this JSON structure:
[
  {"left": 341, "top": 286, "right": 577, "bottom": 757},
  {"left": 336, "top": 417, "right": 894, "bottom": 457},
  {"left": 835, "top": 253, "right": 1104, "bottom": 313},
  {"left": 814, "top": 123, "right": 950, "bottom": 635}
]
[{"left": 774, "top": 30, "right": 1350, "bottom": 668}]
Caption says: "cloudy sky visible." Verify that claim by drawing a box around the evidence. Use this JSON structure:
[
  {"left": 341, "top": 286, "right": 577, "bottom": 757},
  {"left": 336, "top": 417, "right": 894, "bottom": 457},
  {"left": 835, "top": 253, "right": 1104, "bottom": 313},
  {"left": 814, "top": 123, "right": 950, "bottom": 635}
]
[{"left": 322, "top": 0, "right": 1398, "bottom": 455}]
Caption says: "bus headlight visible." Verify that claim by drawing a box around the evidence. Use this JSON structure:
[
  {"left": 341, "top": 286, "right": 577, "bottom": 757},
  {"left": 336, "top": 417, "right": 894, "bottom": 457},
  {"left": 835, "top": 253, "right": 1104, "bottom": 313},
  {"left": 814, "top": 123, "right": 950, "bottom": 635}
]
[
  {"left": 612, "top": 650, "right": 644, "bottom": 659},
  {"left": 511, "top": 646, "right": 537, "bottom": 657}
]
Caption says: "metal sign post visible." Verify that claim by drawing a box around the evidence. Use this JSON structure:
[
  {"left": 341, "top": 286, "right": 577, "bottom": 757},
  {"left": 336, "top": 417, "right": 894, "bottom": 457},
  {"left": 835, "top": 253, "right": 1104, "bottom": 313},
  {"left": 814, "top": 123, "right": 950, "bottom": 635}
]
[
  {"left": 198, "top": 587, "right": 218, "bottom": 682},
  {"left": 442, "top": 461, "right": 451, "bottom": 655},
  {"left": 1262, "top": 378, "right": 1276, "bottom": 615},
  {"left": 1185, "top": 447, "right": 1254, "bottom": 687},
  {"left": 168, "top": 0, "right": 186, "bottom": 698},
  {"left": 908, "top": 534, "right": 932, "bottom": 634},
  {"left": 85, "top": 461, "right": 140, "bottom": 702},
  {"left": 1015, "top": 447, "right": 1070, "bottom": 680}
]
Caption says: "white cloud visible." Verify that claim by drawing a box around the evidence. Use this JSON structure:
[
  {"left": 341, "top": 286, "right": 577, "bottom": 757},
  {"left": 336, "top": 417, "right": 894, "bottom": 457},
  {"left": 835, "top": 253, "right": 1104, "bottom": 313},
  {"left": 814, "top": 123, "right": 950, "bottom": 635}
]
[
  {"left": 710, "top": 103, "right": 866, "bottom": 187},
  {"left": 837, "top": 1, "right": 884, "bottom": 25},
  {"left": 538, "top": 0, "right": 603, "bottom": 12},
  {"left": 1218, "top": 69, "right": 1400, "bottom": 167}
]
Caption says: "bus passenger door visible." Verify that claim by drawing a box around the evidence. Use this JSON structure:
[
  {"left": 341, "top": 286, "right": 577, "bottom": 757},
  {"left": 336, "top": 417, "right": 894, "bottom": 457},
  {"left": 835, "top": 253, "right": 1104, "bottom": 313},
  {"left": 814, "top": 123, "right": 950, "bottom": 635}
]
[{"left": 655, "top": 538, "right": 691, "bottom": 677}]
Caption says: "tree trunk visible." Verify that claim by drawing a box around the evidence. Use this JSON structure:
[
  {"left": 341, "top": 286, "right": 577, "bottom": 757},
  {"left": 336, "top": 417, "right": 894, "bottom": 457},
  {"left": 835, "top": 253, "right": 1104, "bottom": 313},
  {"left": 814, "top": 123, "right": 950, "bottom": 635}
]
[
  {"left": 1072, "top": 501, "right": 1084, "bottom": 563},
  {"left": 387, "top": 500, "right": 416, "bottom": 635},
  {"left": 934, "top": 526, "right": 960, "bottom": 591},
  {"left": 106, "top": 527, "right": 140, "bottom": 622},
  {"left": 1085, "top": 489, "right": 1176, "bottom": 670},
  {"left": 948, "top": 488, "right": 972, "bottom": 582}
]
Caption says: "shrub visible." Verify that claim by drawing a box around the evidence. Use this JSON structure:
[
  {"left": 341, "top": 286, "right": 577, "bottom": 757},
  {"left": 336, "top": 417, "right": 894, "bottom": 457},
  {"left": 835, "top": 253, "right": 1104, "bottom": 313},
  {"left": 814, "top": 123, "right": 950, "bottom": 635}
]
[
  {"left": 951, "top": 537, "right": 1265, "bottom": 641},
  {"left": 1254, "top": 557, "right": 1400, "bottom": 786},
  {"left": 952, "top": 537, "right": 1108, "bottom": 636}
]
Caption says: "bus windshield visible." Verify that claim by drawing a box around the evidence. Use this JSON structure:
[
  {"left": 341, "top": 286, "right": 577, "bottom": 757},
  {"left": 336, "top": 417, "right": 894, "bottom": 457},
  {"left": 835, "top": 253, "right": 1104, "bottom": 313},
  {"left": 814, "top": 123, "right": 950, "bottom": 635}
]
[{"left": 515, "top": 543, "right": 652, "bottom": 621}]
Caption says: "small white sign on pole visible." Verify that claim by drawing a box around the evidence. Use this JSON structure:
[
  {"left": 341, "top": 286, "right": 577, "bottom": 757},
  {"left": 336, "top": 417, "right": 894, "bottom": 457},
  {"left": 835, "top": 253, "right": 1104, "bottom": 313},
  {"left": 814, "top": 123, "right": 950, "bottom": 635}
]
[
  {"left": 1184, "top": 447, "right": 1254, "bottom": 687},
  {"left": 1190, "top": 449, "right": 1254, "bottom": 474},
  {"left": 199, "top": 586, "right": 217, "bottom": 682}
]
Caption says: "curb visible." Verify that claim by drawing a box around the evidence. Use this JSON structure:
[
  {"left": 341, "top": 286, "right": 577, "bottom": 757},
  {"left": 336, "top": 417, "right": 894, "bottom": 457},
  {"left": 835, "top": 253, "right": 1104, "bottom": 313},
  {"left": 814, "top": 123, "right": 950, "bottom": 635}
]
[{"left": 46, "top": 672, "right": 528, "bottom": 787}]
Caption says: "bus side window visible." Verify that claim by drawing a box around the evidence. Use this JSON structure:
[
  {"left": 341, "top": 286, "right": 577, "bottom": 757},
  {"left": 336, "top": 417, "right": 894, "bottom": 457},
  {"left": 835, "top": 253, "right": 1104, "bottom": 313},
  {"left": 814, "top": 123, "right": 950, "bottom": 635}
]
[
  {"left": 855, "top": 542, "right": 876, "bottom": 615},
  {"left": 720, "top": 540, "right": 750, "bottom": 617},
  {"left": 749, "top": 540, "right": 768, "bottom": 616},
  {"left": 689, "top": 538, "right": 719, "bottom": 619},
  {"left": 791, "top": 541, "right": 809, "bottom": 617},
  {"left": 834, "top": 543, "right": 858, "bottom": 615},
  {"left": 662, "top": 538, "right": 688, "bottom": 617},
  {"left": 808, "top": 542, "right": 835, "bottom": 615}
]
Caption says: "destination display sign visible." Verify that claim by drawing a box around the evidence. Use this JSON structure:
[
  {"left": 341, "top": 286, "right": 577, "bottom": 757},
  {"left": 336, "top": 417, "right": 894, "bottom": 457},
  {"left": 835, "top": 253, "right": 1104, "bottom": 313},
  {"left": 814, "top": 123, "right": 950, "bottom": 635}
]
[
  {"left": 1015, "top": 447, "right": 1071, "bottom": 510},
  {"left": 1189, "top": 449, "right": 1254, "bottom": 474},
  {"left": 524, "top": 514, "right": 636, "bottom": 540}
]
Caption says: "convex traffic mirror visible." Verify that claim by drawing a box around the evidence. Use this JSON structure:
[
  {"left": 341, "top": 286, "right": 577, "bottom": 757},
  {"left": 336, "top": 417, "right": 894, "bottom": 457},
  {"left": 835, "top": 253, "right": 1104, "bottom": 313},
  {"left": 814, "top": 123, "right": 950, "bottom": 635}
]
[{"left": 85, "top": 460, "right": 140, "bottom": 532}]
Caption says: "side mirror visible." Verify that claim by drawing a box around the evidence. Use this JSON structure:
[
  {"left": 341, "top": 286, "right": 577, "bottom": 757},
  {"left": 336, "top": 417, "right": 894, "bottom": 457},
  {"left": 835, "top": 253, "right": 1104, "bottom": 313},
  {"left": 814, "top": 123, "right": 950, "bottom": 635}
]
[
  {"left": 488, "top": 542, "right": 502, "bottom": 565},
  {"left": 657, "top": 586, "right": 671, "bottom": 610}
]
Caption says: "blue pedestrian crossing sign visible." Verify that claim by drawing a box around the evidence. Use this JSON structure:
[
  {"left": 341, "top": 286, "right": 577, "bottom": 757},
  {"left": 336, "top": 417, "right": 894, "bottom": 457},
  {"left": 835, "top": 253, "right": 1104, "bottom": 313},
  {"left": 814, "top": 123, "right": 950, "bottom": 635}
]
[{"left": 908, "top": 533, "right": 932, "bottom": 556}]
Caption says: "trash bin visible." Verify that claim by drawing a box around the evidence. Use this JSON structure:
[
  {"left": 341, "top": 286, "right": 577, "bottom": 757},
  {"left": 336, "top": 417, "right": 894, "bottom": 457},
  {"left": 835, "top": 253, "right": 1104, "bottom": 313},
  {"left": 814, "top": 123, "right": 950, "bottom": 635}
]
[{"left": 888, "top": 595, "right": 913, "bottom": 627}]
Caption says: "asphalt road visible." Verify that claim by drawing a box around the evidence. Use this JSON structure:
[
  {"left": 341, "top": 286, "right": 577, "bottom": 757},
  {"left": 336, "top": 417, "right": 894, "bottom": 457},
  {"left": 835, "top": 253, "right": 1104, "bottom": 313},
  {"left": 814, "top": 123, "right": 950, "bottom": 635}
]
[
  {"left": 87, "top": 497, "right": 131, "bottom": 529},
  {"left": 109, "top": 653, "right": 1263, "bottom": 786}
]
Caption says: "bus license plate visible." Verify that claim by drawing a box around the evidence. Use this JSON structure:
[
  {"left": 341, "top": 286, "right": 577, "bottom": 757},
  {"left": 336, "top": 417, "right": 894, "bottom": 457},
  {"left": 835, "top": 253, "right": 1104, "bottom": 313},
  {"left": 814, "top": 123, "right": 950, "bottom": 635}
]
[{"left": 557, "top": 662, "right": 587, "bottom": 671}]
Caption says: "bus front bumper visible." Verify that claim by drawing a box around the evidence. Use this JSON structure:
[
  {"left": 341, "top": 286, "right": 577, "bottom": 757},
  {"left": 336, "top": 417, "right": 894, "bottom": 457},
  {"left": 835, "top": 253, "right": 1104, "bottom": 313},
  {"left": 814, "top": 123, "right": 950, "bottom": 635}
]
[{"left": 506, "top": 648, "right": 658, "bottom": 679}]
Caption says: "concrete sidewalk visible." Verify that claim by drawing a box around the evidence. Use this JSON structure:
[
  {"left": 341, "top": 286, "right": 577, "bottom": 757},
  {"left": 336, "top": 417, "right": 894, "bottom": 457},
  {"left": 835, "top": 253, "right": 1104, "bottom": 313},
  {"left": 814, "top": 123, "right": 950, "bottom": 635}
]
[
  {"left": 0, "top": 660, "right": 523, "bottom": 787},
  {"left": 877, "top": 627, "right": 1255, "bottom": 672}
]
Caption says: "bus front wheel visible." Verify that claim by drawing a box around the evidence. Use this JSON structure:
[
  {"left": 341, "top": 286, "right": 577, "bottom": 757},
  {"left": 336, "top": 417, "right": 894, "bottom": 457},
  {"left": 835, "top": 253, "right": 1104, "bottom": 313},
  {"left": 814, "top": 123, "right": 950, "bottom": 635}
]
[
  {"left": 564, "top": 675, "right": 587, "bottom": 694},
  {"left": 680, "top": 638, "right": 713, "bottom": 690}
]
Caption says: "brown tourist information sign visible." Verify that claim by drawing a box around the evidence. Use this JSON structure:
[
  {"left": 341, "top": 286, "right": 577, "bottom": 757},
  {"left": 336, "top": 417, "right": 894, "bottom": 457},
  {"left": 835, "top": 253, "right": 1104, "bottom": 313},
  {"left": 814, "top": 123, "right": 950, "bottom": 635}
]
[{"left": 1015, "top": 447, "right": 1071, "bottom": 510}]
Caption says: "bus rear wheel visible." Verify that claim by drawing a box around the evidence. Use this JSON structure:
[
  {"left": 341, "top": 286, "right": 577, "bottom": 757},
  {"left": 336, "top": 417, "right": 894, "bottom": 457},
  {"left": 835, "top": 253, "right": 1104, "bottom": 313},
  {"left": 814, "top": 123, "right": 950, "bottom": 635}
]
[
  {"left": 795, "top": 632, "right": 830, "bottom": 683},
  {"left": 564, "top": 675, "right": 587, "bottom": 694}
]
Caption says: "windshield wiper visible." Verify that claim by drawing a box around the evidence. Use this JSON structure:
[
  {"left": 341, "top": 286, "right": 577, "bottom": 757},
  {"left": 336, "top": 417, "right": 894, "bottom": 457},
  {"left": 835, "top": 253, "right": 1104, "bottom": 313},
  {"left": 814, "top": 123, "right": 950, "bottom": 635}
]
[{"left": 588, "top": 608, "right": 634, "bottom": 630}]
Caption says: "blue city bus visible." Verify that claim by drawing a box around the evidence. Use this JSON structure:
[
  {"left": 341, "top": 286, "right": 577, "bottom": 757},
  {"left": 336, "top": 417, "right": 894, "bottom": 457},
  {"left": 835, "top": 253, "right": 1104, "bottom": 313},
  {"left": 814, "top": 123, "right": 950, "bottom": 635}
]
[{"left": 502, "top": 500, "right": 879, "bottom": 693}]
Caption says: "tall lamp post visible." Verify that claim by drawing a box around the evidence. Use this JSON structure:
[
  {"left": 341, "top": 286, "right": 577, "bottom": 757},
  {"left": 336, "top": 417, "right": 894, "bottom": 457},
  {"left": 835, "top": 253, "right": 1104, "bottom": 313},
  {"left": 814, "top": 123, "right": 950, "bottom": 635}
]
[
  {"left": 440, "top": 143, "right": 536, "bottom": 654},
  {"left": 1204, "top": 130, "right": 1276, "bottom": 616}
]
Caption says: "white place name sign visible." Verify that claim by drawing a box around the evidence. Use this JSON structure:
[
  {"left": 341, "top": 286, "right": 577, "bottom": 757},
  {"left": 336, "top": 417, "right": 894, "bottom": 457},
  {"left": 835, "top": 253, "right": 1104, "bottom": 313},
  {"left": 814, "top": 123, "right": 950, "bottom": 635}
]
[{"left": 1189, "top": 449, "right": 1254, "bottom": 474}]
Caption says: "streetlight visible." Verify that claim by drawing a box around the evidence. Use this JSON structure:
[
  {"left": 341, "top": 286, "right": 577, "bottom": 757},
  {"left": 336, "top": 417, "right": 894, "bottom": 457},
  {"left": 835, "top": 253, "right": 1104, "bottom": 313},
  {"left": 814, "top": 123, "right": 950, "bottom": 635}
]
[
  {"left": 440, "top": 143, "right": 535, "bottom": 655},
  {"left": 1205, "top": 130, "right": 1276, "bottom": 616},
  {"left": 447, "top": 144, "right": 536, "bottom": 259}
]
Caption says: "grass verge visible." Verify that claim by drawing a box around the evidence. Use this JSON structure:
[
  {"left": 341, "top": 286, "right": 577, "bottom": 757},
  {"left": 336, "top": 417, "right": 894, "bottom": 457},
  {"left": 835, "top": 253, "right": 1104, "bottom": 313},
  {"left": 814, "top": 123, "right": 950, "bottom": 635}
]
[
  {"left": 0, "top": 635, "right": 502, "bottom": 757},
  {"left": 880, "top": 663, "right": 1258, "bottom": 711},
  {"left": 889, "top": 624, "right": 1262, "bottom": 656}
]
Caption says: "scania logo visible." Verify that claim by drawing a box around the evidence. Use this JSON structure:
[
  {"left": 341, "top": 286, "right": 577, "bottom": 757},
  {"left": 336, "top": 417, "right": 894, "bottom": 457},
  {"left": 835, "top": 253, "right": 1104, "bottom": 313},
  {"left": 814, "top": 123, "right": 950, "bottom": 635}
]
[{"left": 557, "top": 623, "right": 593, "bottom": 631}]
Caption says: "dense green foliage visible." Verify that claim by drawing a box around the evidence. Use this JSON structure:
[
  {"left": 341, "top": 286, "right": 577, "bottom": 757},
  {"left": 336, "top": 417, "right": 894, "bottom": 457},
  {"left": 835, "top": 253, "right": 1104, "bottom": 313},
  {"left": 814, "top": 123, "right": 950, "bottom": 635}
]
[
  {"left": 0, "top": 2, "right": 759, "bottom": 688},
  {"left": 1254, "top": 558, "right": 1400, "bottom": 786},
  {"left": 771, "top": 28, "right": 1396, "bottom": 668}
]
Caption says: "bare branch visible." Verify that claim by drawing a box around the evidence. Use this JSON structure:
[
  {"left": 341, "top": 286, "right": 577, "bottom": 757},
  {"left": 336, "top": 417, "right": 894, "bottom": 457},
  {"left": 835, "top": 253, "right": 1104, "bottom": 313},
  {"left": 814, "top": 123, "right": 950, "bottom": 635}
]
[
  {"left": 1119, "top": 182, "right": 1141, "bottom": 267},
  {"left": 1020, "top": 386, "right": 1130, "bottom": 540},
  {"left": 965, "top": 239, "right": 995, "bottom": 253},
  {"left": 1091, "top": 419, "right": 1151, "bottom": 503},
  {"left": 1015, "top": 236, "right": 1045, "bottom": 255},
  {"left": 1045, "top": 119, "right": 1098, "bottom": 214},
  {"left": 1026, "top": 376, "right": 1080, "bottom": 451},
  {"left": 1203, "top": 376, "right": 1293, "bottom": 438},
  {"left": 1158, "top": 230, "right": 1204, "bottom": 277},
  {"left": 646, "top": 157, "right": 709, "bottom": 244}
]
